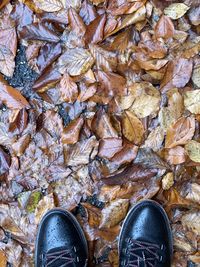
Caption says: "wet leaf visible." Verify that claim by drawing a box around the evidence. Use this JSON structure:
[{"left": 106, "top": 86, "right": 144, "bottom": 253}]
[
  {"left": 98, "top": 138, "right": 123, "bottom": 159},
  {"left": 0, "top": 147, "right": 11, "bottom": 176},
  {"left": 85, "top": 14, "right": 106, "bottom": 44},
  {"left": 122, "top": 111, "right": 144, "bottom": 145},
  {"left": 90, "top": 44, "right": 117, "bottom": 72},
  {"left": 80, "top": 0, "right": 97, "bottom": 25},
  {"left": 0, "top": 75, "right": 29, "bottom": 109},
  {"left": 61, "top": 117, "right": 84, "bottom": 144},
  {"left": 185, "top": 183, "right": 200, "bottom": 204},
  {"left": 184, "top": 89, "right": 200, "bottom": 114},
  {"left": 59, "top": 73, "right": 78, "bottom": 103},
  {"left": 111, "top": 143, "right": 138, "bottom": 166},
  {"left": 161, "top": 58, "right": 193, "bottom": 93},
  {"left": 102, "top": 164, "right": 157, "bottom": 185},
  {"left": 99, "top": 199, "right": 129, "bottom": 228},
  {"left": 134, "top": 148, "right": 170, "bottom": 169},
  {"left": 155, "top": 15, "right": 174, "bottom": 39},
  {"left": 20, "top": 22, "right": 60, "bottom": 43},
  {"left": 58, "top": 48, "right": 94, "bottom": 76},
  {"left": 185, "top": 140, "right": 200, "bottom": 163},
  {"left": 164, "top": 3, "right": 190, "bottom": 20},
  {"left": 165, "top": 117, "right": 195, "bottom": 148},
  {"left": 64, "top": 136, "right": 98, "bottom": 166},
  {"left": 34, "top": 0, "right": 64, "bottom": 12}
]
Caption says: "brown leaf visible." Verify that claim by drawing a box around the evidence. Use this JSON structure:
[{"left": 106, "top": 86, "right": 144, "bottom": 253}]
[
  {"left": 85, "top": 14, "right": 106, "bottom": 44},
  {"left": 61, "top": 117, "right": 84, "bottom": 144},
  {"left": 58, "top": 48, "right": 94, "bottom": 76},
  {"left": 143, "top": 127, "right": 165, "bottom": 152},
  {"left": 102, "top": 164, "right": 157, "bottom": 185},
  {"left": 165, "top": 117, "right": 195, "bottom": 148},
  {"left": 68, "top": 7, "right": 86, "bottom": 36},
  {"left": 35, "top": 193, "right": 55, "bottom": 224},
  {"left": 0, "top": 17, "right": 17, "bottom": 77},
  {"left": 122, "top": 111, "right": 144, "bottom": 144},
  {"left": 111, "top": 142, "right": 138, "bottom": 166},
  {"left": 0, "top": 75, "right": 29, "bottom": 109},
  {"left": 110, "top": 29, "right": 131, "bottom": 52},
  {"left": 161, "top": 58, "right": 193, "bottom": 93},
  {"left": 0, "top": 147, "right": 11, "bottom": 176},
  {"left": 181, "top": 212, "right": 200, "bottom": 235},
  {"left": 98, "top": 138, "right": 123, "bottom": 159},
  {"left": 155, "top": 15, "right": 174, "bottom": 39},
  {"left": 0, "top": 250, "right": 7, "bottom": 267},
  {"left": 9, "top": 108, "right": 28, "bottom": 134},
  {"left": 34, "top": 0, "right": 64, "bottom": 12},
  {"left": 91, "top": 108, "right": 118, "bottom": 139},
  {"left": 82, "top": 203, "right": 102, "bottom": 227},
  {"left": 0, "top": 0, "right": 9, "bottom": 10},
  {"left": 12, "top": 134, "right": 31, "bottom": 157},
  {"left": 134, "top": 148, "right": 170, "bottom": 170},
  {"left": 19, "top": 22, "right": 60, "bottom": 42},
  {"left": 80, "top": 0, "right": 97, "bottom": 25},
  {"left": 59, "top": 73, "right": 78, "bottom": 103},
  {"left": 96, "top": 70, "right": 127, "bottom": 97},
  {"left": 89, "top": 44, "right": 117, "bottom": 72},
  {"left": 99, "top": 199, "right": 129, "bottom": 228},
  {"left": 161, "top": 146, "right": 186, "bottom": 165},
  {"left": 64, "top": 136, "right": 98, "bottom": 166}
]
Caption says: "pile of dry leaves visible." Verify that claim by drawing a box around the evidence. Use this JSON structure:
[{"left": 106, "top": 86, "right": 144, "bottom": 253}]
[{"left": 0, "top": 0, "right": 200, "bottom": 266}]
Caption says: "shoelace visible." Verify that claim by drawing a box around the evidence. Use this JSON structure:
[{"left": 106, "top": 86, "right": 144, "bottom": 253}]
[
  {"left": 123, "top": 238, "right": 163, "bottom": 267},
  {"left": 43, "top": 247, "right": 78, "bottom": 267}
]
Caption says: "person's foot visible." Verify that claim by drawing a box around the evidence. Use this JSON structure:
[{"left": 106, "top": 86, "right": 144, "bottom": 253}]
[
  {"left": 119, "top": 200, "right": 173, "bottom": 267},
  {"left": 35, "top": 209, "right": 88, "bottom": 267}
]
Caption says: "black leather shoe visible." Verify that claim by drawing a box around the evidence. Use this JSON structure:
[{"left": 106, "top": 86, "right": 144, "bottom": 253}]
[
  {"left": 119, "top": 200, "right": 173, "bottom": 267},
  {"left": 35, "top": 209, "right": 88, "bottom": 267}
]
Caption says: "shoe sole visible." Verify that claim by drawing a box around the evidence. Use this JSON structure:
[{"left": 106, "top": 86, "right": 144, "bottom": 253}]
[
  {"left": 34, "top": 208, "right": 88, "bottom": 267},
  {"left": 118, "top": 199, "right": 173, "bottom": 262}
]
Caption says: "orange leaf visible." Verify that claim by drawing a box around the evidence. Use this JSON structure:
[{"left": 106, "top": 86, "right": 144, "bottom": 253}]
[{"left": 155, "top": 15, "right": 174, "bottom": 39}]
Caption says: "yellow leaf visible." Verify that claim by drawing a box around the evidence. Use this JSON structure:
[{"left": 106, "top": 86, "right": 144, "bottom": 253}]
[
  {"left": 164, "top": 3, "right": 190, "bottom": 20},
  {"left": 185, "top": 140, "right": 200, "bottom": 163},
  {"left": 162, "top": 172, "right": 174, "bottom": 190},
  {"left": 0, "top": 251, "right": 7, "bottom": 267},
  {"left": 192, "top": 63, "right": 200, "bottom": 88},
  {"left": 184, "top": 90, "right": 200, "bottom": 114},
  {"left": 34, "top": 193, "right": 55, "bottom": 224},
  {"left": 122, "top": 111, "right": 144, "bottom": 144}
]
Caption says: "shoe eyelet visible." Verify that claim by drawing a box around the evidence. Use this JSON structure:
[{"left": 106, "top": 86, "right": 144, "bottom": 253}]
[
  {"left": 160, "top": 244, "right": 164, "bottom": 250},
  {"left": 76, "top": 256, "right": 80, "bottom": 262},
  {"left": 159, "top": 255, "right": 163, "bottom": 262},
  {"left": 123, "top": 248, "right": 128, "bottom": 254},
  {"left": 73, "top": 246, "right": 77, "bottom": 252},
  {"left": 121, "top": 259, "right": 127, "bottom": 266}
]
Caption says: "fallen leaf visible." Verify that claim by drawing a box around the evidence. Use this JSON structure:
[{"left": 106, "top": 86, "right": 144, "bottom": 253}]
[
  {"left": 164, "top": 3, "right": 190, "bottom": 20},
  {"left": 99, "top": 199, "right": 129, "bottom": 228},
  {"left": 20, "top": 22, "right": 60, "bottom": 42},
  {"left": 143, "top": 127, "right": 165, "bottom": 152},
  {"left": 184, "top": 89, "right": 200, "bottom": 114},
  {"left": 0, "top": 147, "right": 11, "bottom": 176},
  {"left": 102, "top": 164, "right": 157, "bottom": 185},
  {"left": 98, "top": 138, "right": 122, "bottom": 159},
  {"left": 68, "top": 7, "right": 86, "bottom": 36},
  {"left": 59, "top": 73, "right": 78, "bottom": 103},
  {"left": 134, "top": 148, "right": 170, "bottom": 169},
  {"left": 161, "top": 58, "right": 193, "bottom": 93},
  {"left": 91, "top": 108, "right": 118, "bottom": 139},
  {"left": 184, "top": 183, "right": 200, "bottom": 204},
  {"left": 185, "top": 140, "right": 200, "bottom": 163},
  {"left": 61, "top": 117, "right": 84, "bottom": 144},
  {"left": 79, "top": 0, "right": 97, "bottom": 25},
  {"left": 162, "top": 146, "right": 186, "bottom": 165},
  {"left": 188, "top": 6, "right": 200, "bottom": 26},
  {"left": 34, "top": 0, "right": 64, "bottom": 12},
  {"left": 181, "top": 212, "right": 200, "bottom": 235},
  {"left": 0, "top": 75, "right": 29, "bottom": 109},
  {"left": 111, "top": 142, "right": 138, "bottom": 166},
  {"left": 162, "top": 172, "right": 174, "bottom": 190},
  {"left": 165, "top": 117, "right": 195, "bottom": 148},
  {"left": 122, "top": 111, "right": 144, "bottom": 144},
  {"left": 0, "top": 250, "right": 7, "bottom": 267},
  {"left": 85, "top": 14, "right": 106, "bottom": 44},
  {"left": 64, "top": 136, "right": 98, "bottom": 166},
  {"left": 90, "top": 44, "right": 117, "bottom": 72},
  {"left": 58, "top": 48, "right": 94, "bottom": 76},
  {"left": 192, "top": 63, "right": 200, "bottom": 87},
  {"left": 155, "top": 15, "right": 174, "bottom": 39},
  {"left": 35, "top": 193, "right": 55, "bottom": 224},
  {"left": 82, "top": 203, "right": 101, "bottom": 227}
]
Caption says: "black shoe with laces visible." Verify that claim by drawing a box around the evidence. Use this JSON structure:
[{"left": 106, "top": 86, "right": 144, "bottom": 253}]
[
  {"left": 119, "top": 200, "right": 173, "bottom": 267},
  {"left": 35, "top": 209, "right": 88, "bottom": 267}
]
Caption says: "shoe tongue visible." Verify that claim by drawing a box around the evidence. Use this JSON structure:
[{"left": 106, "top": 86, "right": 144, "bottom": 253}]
[{"left": 45, "top": 246, "right": 75, "bottom": 267}]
